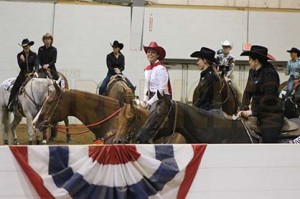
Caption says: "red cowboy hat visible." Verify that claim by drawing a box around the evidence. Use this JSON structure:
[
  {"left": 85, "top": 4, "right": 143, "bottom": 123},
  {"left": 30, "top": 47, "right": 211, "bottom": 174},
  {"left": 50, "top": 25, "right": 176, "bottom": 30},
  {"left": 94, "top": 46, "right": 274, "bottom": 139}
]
[{"left": 143, "top": 42, "right": 166, "bottom": 61}]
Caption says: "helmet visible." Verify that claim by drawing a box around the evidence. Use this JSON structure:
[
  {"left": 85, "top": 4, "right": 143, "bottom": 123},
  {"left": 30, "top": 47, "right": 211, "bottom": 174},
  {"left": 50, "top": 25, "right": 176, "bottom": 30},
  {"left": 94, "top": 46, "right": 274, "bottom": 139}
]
[
  {"left": 217, "top": 49, "right": 223, "bottom": 55},
  {"left": 222, "top": 40, "right": 232, "bottom": 47}
]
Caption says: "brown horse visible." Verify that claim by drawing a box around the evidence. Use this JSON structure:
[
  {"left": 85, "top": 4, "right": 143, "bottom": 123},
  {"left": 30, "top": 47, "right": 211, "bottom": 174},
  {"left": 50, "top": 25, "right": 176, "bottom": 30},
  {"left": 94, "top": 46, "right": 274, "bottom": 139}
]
[
  {"left": 113, "top": 100, "right": 185, "bottom": 144},
  {"left": 193, "top": 78, "right": 239, "bottom": 115},
  {"left": 103, "top": 75, "right": 135, "bottom": 104},
  {"left": 136, "top": 92, "right": 300, "bottom": 144},
  {"left": 33, "top": 83, "right": 121, "bottom": 141}
]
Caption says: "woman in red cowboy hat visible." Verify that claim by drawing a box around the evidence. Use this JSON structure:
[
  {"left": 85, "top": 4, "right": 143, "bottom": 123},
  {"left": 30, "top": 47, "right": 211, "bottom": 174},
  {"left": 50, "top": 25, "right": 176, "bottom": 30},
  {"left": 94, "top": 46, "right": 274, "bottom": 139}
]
[
  {"left": 8, "top": 38, "right": 39, "bottom": 111},
  {"left": 238, "top": 45, "right": 283, "bottom": 143},
  {"left": 285, "top": 47, "right": 300, "bottom": 98},
  {"left": 38, "top": 33, "right": 59, "bottom": 80},
  {"left": 142, "top": 41, "right": 172, "bottom": 109},
  {"left": 191, "top": 47, "right": 222, "bottom": 110}
]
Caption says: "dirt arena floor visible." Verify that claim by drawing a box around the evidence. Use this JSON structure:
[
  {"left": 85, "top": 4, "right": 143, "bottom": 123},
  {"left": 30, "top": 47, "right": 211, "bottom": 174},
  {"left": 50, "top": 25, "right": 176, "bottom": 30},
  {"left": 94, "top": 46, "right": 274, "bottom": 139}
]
[{"left": 13, "top": 124, "right": 96, "bottom": 145}]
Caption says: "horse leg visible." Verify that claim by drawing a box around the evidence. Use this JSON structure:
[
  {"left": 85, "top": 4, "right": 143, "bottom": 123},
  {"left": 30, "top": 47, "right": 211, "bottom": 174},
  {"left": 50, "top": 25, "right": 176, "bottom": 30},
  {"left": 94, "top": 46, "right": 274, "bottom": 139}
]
[
  {"left": 64, "top": 119, "right": 71, "bottom": 144},
  {"left": 25, "top": 116, "right": 37, "bottom": 145},
  {"left": 10, "top": 115, "right": 22, "bottom": 145},
  {"left": 0, "top": 108, "right": 9, "bottom": 145},
  {"left": 42, "top": 129, "right": 48, "bottom": 145},
  {"left": 49, "top": 124, "right": 57, "bottom": 142}
]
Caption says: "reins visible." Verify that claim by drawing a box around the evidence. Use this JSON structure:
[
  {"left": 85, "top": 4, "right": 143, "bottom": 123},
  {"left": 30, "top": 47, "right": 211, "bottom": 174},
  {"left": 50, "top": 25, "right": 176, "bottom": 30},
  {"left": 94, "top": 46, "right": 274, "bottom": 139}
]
[
  {"left": 55, "top": 108, "right": 122, "bottom": 135},
  {"left": 151, "top": 100, "right": 178, "bottom": 143}
]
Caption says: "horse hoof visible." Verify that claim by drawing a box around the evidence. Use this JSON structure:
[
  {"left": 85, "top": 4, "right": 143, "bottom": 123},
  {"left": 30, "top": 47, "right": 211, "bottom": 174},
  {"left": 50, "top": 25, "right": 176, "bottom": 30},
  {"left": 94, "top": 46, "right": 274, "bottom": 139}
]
[
  {"left": 42, "top": 140, "right": 47, "bottom": 145},
  {"left": 67, "top": 139, "right": 72, "bottom": 144},
  {"left": 13, "top": 139, "right": 19, "bottom": 145},
  {"left": 36, "top": 140, "right": 40, "bottom": 145},
  {"left": 29, "top": 141, "right": 33, "bottom": 145},
  {"left": 4, "top": 140, "right": 9, "bottom": 145}
]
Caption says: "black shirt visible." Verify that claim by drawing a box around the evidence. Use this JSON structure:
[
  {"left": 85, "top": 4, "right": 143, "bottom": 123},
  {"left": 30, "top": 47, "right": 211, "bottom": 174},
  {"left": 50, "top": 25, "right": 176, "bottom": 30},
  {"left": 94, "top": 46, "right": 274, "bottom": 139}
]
[
  {"left": 38, "top": 45, "right": 57, "bottom": 68},
  {"left": 106, "top": 52, "right": 125, "bottom": 76},
  {"left": 17, "top": 50, "right": 39, "bottom": 73},
  {"left": 193, "top": 66, "right": 222, "bottom": 110}
]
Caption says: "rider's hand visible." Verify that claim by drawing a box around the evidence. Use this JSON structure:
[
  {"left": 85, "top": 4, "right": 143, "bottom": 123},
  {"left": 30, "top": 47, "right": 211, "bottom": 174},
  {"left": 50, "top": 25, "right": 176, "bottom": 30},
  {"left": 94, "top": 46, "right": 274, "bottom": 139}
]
[
  {"left": 43, "top": 64, "right": 49, "bottom": 69},
  {"left": 20, "top": 55, "right": 25, "bottom": 62},
  {"left": 237, "top": 110, "right": 252, "bottom": 118},
  {"left": 114, "top": 68, "right": 121, "bottom": 74}
]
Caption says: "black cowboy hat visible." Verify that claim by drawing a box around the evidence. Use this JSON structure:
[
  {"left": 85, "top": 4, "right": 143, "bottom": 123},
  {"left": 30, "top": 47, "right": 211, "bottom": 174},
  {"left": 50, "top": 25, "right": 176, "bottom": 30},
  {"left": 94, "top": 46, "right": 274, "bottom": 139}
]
[
  {"left": 18, "top": 38, "right": 34, "bottom": 47},
  {"left": 190, "top": 47, "right": 218, "bottom": 63},
  {"left": 111, "top": 40, "right": 124, "bottom": 50},
  {"left": 287, "top": 47, "right": 300, "bottom": 57},
  {"left": 240, "top": 45, "right": 271, "bottom": 61}
]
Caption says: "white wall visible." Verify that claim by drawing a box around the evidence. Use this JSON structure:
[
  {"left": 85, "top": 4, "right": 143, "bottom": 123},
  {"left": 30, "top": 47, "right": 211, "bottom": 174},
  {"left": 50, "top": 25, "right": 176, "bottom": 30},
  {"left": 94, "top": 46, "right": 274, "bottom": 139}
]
[{"left": 0, "top": 1, "right": 299, "bottom": 98}]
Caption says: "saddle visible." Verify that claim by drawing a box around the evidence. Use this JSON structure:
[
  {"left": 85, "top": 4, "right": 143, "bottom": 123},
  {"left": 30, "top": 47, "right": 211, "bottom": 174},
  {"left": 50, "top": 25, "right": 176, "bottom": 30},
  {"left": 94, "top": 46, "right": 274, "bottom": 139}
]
[
  {"left": 105, "top": 74, "right": 131, "bottom": 95},
  {"left": 221, "top": 111, "right": 300, "bottom": 142},
  {"left": 242, "top": 116, "right": 300, "bottom": 141}
]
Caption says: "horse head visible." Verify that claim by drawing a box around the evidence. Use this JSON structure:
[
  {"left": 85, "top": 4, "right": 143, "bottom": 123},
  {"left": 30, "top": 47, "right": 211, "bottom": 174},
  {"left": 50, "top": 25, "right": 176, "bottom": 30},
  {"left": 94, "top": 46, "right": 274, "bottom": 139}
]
[
  {"left": 113, "top": 99, "right": 150, "bottom": 144},
  {"left": 33, "top": 81, "right": 63, "bottom": 131},
  {"left": 136, "top": 92, "right": 174, "bottom": 143}
]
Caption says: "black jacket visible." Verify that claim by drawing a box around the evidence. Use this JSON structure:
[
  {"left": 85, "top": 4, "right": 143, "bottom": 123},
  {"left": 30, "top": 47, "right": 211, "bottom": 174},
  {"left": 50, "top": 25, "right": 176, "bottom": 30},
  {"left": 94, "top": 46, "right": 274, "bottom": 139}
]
[
  {"left": 106, "top": 52, "right": 125, "bottom": 76},
  {"left": 38, "top": 45, "right": 57, "bottom": 68},
  {"left": 241, "top": 62, "right": 282, "bottom": 117},
  {"left": 193, "top": 66, "right": 222, "bottom": 110},
  {"left": 17, "top": 50, "right": 39, "bottom": 73}
]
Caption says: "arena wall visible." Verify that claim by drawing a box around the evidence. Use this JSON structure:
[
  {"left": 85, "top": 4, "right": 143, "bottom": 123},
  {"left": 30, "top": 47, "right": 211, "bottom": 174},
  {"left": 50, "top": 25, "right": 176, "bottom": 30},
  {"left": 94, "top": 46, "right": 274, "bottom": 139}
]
[
  {"left": 0, "top": 144, "right": 299, "bottom": 198},
  {"left": 0, "top": 1, "right": 299, "bottom": 123}
]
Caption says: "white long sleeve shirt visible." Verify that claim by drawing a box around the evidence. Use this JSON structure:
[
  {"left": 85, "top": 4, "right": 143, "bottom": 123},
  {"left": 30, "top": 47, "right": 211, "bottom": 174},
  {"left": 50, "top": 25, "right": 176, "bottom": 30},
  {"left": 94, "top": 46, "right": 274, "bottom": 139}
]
[{"left": 143, "top": 61, "right": 172, "bottom": 105}]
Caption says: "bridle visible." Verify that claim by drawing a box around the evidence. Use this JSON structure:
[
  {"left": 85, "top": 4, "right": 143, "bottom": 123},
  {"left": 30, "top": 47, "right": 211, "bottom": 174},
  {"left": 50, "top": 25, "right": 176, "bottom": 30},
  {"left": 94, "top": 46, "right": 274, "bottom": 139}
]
[
  {"left": 149, "top": 100, "right": 178, "bottom": 143},
  {"left": 41, "top": 89, "right": 63, "bottom": 129}
]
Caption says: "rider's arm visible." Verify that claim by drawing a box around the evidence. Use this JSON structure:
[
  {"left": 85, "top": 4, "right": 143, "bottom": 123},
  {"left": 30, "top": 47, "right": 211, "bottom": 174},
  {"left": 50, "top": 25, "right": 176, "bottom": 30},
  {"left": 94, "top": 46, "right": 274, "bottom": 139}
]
[
  {"left": 240, "top": 70, "right": 252, "bottom": 111},
  {"left": 119, "top": 54, "right": 125, "bottom": 72},
  {"left": 47, "top": 47, "right": 57, "bottom": 67},
  {"left": 106, "top": 54, "right": 115, "bottom": 74},
  {"left": 147, "top": 67, "right": 169, "bottom": 105}
]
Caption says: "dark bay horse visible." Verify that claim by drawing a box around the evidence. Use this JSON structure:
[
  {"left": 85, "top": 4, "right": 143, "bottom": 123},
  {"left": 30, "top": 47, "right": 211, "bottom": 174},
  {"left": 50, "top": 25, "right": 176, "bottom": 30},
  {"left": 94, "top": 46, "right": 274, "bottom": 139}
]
[
  {"left": 137, "top": 93, "right": 300, "bottom": 144},
  {"left": 193, "top": 77, "right": 239, "bottom": 115},
  {"left": 113, "top": 100, "right": 185, "bottom": 144},
  {"left": 137, "top": 93, "right": 253, "bottom": 144},
  {"left": 33, "top": 83, "right": 121, "bottom": 141}
]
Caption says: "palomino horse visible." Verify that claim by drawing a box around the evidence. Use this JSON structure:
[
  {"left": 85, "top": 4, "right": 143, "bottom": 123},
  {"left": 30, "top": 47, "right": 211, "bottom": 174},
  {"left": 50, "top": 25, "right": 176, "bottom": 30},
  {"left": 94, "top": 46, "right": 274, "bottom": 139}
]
[
  {"left": 193, "top": 77, "right": 239, "bottom": 115},
  {"left": 33, "top": 83, "right": 122, "bottom": 141},
  {"left": 279, "top": 81, "right": 300, "bottom": 119},
  {"left": 136, "top": 93, "right": 300, "bottom": 144},
  {"left": 0, "top": 77, "right": 70, "bottom": 145},
  {"left": 113, "top": 100, "right": 185, "bottom": 144}
]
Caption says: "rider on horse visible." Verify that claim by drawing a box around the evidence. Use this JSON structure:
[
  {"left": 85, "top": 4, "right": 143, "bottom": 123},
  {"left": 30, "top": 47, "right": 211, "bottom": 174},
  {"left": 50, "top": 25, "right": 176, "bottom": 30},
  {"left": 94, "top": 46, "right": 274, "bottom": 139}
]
[
  {"left": 38, "top": 33, "right": 59, "bottom": 80},
  {"left": 99, "top": 40, "right": 135, "bottom": 95},
  {"left": 238, "top": 45, "right": 283, "bottom": 143},
  {"left": 216, "top": 40, "right": 242, "bottom": 105},
  {"left": 285, "top": 47, "right": 300, "bottom": 99},
  {"left": 142, "top": 42, "right": 172, "bottom": 110},
  {"left": 8, "top": 38, "right": 39, "bottom": 111},
  {"left": 191, "top": 47, "right": 222, "bottom": 111}
]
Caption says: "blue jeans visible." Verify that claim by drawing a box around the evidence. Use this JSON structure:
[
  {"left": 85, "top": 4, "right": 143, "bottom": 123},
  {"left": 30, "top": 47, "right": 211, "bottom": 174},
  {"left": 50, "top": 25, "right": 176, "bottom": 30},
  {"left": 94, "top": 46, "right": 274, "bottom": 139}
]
[
  {"left": 286, "top": 76, "right": 299, "bottom": 98},
  {"left": 99, "top": 74, "right": 135, "bottom": 95},
  {"left": 99, "top": 75, "right": 111, "bottom": 95}
]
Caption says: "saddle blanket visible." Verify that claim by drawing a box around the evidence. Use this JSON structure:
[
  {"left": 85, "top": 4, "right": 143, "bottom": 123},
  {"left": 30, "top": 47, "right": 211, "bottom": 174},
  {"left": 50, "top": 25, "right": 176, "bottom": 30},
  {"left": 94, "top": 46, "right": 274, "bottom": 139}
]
[{"left": 1, "top": 78, "right": 15, "bottom": 90}]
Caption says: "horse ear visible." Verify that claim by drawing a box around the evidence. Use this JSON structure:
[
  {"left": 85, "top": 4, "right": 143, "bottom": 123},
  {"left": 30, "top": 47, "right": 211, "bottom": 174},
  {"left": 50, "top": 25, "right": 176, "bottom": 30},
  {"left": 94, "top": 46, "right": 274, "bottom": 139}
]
[
  {"left": 53, "top": 80, "right": 62, "bottom": 93},
  {"left": 157, "top": 90, "right": 163, "bottom": 100}
]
